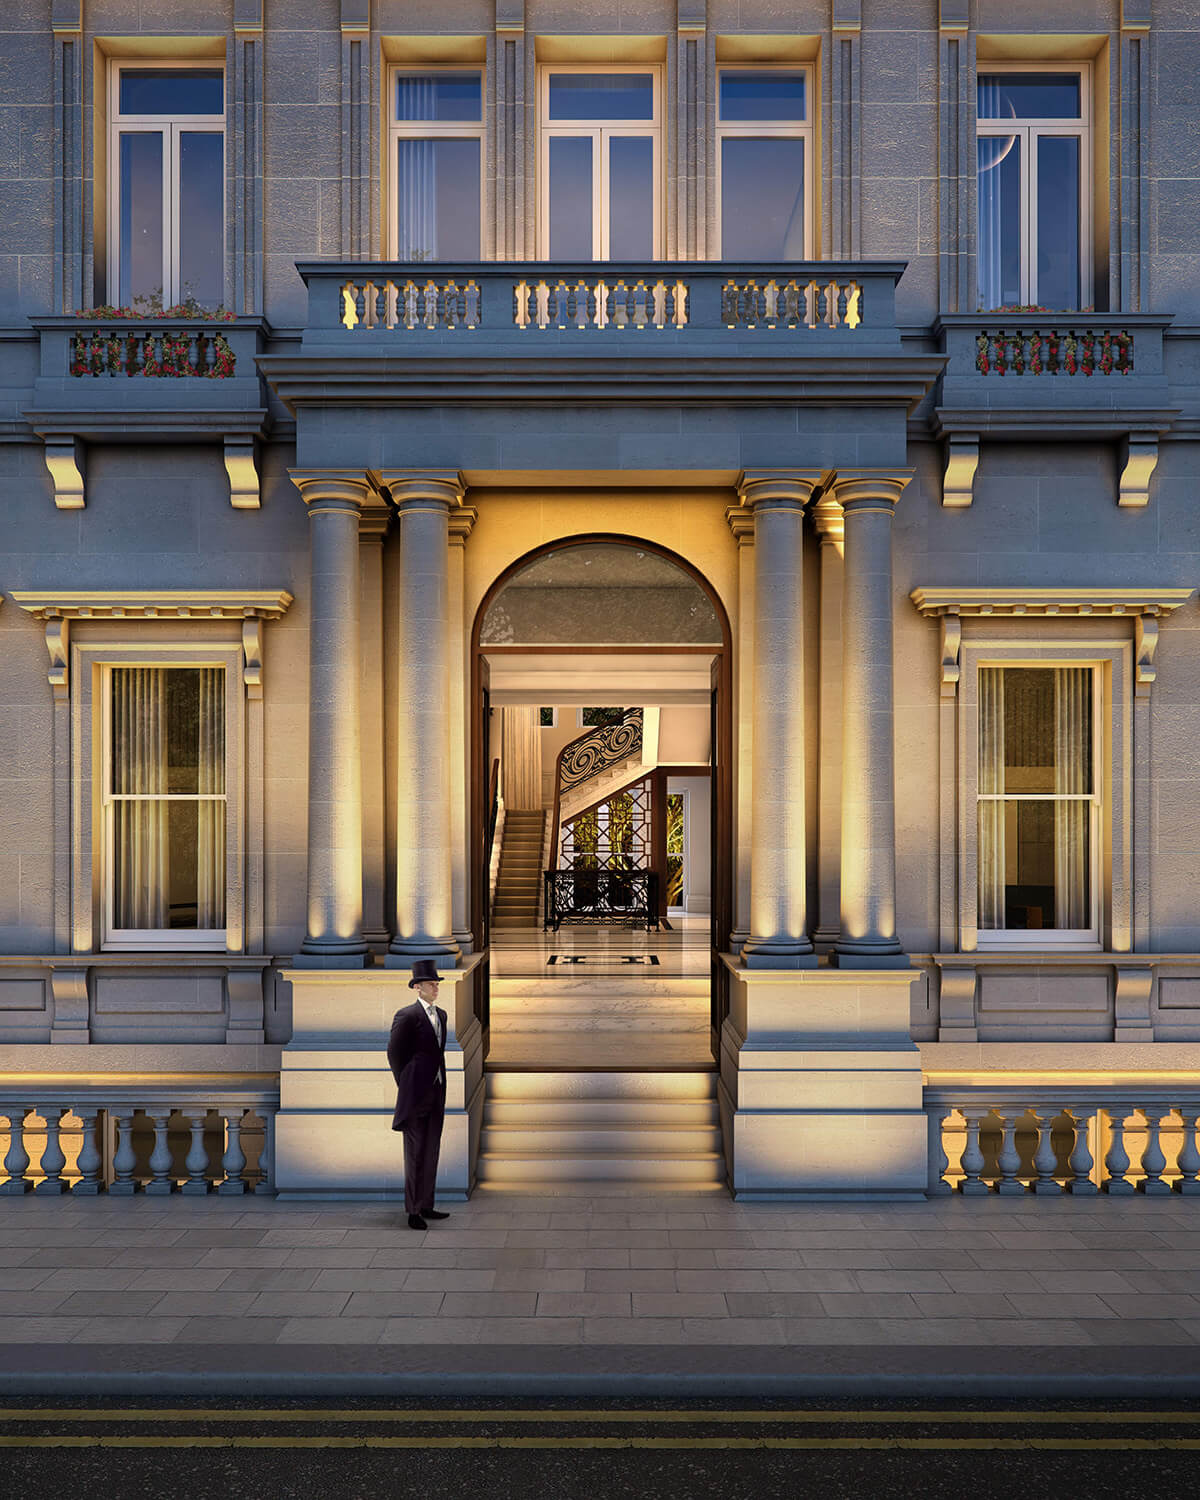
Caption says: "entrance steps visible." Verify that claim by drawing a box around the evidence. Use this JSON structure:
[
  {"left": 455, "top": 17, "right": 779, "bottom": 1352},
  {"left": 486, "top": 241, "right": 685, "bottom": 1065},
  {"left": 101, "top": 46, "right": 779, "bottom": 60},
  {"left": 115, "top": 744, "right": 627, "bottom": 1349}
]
[
  {"left": 491, "top": 810, "right": 545, "bottom": 929},
  {"left": 476, "top": 1070, "right": 726, "bottom": 1195}
]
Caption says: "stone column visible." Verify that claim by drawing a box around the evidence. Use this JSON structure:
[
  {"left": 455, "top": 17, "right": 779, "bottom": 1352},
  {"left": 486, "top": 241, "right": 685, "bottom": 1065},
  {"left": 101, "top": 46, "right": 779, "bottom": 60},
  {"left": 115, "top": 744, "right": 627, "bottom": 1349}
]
[
  {"left": 724, "top": 502, "right": 755, "bottom": 949},
  {"left": 385, "top": 472, "right": 464, "bottom": 966},
  {"left": 292, "top": 472, "right": 369, "bottom": 968},
  {"left": 739, "top": 474, "right": 819, "bottom": 968},
  {"left": 812, "top": 493, "right": 845, "bottom": 949},
  {"left": 448, "top": 505, "right": 478, "bottom": 954},
  {"left": 833, "top": 473, "right": 910, "bottom": 967},
  {"left": 359, "top": 496, "right": 391, "bottom": 948}
]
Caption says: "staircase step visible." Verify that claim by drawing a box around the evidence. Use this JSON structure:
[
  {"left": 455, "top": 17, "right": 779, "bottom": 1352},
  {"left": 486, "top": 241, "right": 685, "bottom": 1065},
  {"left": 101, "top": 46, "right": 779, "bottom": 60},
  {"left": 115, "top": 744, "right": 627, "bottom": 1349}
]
[
  {"left": 480, "top": 1125, "right": 723, "bottom": 1154},
  {"left": 475, "top": 1150, "right": 726, "bottom": 1184},
  {"left": 484, "top": 1099, "right": 718, "bottom": 1127},
  {"left": 485, "top": 1070, "right": 717, "bottom": 1102}
]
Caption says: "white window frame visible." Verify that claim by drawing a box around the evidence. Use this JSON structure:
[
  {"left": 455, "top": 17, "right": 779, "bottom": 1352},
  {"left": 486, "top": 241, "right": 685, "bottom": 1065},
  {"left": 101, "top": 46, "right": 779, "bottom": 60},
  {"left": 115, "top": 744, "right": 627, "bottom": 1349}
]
[
  {"left": 976, "top": 61, "right": 1093, "bottom": 310},
  {"left": 106, "top": 59, "right": 226, "bottom": 308},
  {"left": 537, "top": 65, "right": 663, "bottom": 260},
  {"left": 387, "top": 66, "right": 486, "bottom": 262},
  {"left": 715, "top": 64, "right": 814, "bottom": 260},
  {"left": 539, "top": 707, "right": 558, "bottom": 728}
]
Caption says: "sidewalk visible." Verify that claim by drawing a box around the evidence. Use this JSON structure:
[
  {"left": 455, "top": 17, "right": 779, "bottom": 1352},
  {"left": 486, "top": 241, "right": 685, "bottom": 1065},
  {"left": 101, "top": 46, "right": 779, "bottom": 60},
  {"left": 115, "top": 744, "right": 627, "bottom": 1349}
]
[{"left": 3, "top": 1191, "right": 1200, "bottom": 1397}]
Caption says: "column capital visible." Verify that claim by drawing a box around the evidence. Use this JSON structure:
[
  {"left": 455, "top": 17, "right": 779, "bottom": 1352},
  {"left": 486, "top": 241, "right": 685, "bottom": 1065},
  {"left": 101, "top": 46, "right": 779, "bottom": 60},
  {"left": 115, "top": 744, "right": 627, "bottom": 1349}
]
[
  {"left": 289, "top": 470, "right": 371, "bottom": 513},
  {"left": 377, "top": 470, "right": 466, "bottom": 512},
  {"left": 833, "top": 471, "right": 913, "bottom": 514},
  {"left": 724, "top": 503, "right": 755, "bottom": 544},
  {"left": 811, "top": 493, "right": 845, "bottom": 552},
  {"left": 737, "top": 471, "right": 824, "bottom": 511},
  {"left": 448, "top": 505, "right": 479, "bottom": 546}
]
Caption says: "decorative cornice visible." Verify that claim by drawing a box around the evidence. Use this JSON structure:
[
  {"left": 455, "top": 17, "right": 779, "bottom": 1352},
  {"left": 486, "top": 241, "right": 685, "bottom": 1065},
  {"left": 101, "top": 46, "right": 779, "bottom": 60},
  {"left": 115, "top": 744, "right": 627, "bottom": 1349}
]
[
  {"left": 910, "top": 588, "right": 1195, "bottom": 619},
  {"left": 9, "top": 590, "right": 294, "bottom": 621}
]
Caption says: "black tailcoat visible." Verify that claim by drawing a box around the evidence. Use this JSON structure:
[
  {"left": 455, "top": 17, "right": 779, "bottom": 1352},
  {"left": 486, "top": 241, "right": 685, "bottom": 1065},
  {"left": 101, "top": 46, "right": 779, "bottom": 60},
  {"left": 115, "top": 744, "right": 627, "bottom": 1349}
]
[{"left": 387, "top": 1000, "right": 448, "bottom": 1128}]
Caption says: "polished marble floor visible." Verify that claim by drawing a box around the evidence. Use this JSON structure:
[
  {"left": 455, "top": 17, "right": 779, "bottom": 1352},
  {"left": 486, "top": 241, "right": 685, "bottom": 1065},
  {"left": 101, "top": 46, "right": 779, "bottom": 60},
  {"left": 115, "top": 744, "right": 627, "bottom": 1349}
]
[{"left": 490, "top": 912, "right": 712, "bottom": 979}]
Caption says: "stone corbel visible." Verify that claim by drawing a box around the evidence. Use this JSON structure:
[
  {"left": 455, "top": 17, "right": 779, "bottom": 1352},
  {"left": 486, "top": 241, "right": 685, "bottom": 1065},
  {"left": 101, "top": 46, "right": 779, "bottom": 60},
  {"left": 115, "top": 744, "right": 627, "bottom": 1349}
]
[
  {"left": 936, "top": 963, "right": 978, "bottom": 1041},
  {"left": 49, "top": 965, "right": 89, "bottom": 1044},
  {"left": 1114, "top": 963, "right": 1154, "bottom": 1042},
  {"left": 242, "top": 617, "right": 263, "bottom": 700},
  {"left": 1119, "top": 431, "right": 1159, "bottom": 508},
  {"left": 224, "top": 438, "right": 260, "bottom": 509},
  {"left": 1134, "top": 612, "right": 1159, "bottom": 696},
  {"left": 939, "top": 613, "right": 962, "bottom": 698},
  {"left": 942, "top": 434, "right": 978, "bottom": 507},
  {"left": 42, "top": 614, "right": 70, "bottom": 700},
  {"left": 44, "top": 438, "right": 85, "bottom": 509},
  {"left": 225, "top": 968, "right": 266, "bottom": 1044}
]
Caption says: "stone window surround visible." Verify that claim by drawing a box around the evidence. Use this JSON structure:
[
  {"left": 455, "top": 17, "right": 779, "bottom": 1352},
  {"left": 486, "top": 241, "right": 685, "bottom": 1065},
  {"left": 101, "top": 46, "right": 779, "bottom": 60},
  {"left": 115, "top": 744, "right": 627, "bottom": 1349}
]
[
  {"left": 8, "top": 590, "right": 292, "bottom": 959},
  {"left": 911, "top": 587, "right": 1195, "bottom": 958}
]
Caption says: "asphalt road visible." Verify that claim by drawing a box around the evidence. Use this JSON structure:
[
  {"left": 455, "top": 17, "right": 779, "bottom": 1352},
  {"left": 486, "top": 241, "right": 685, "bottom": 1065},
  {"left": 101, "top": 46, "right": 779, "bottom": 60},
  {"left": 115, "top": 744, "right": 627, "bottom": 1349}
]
[{"left": 1, "top": 1398, "right": 1198, "bottom": 1500}]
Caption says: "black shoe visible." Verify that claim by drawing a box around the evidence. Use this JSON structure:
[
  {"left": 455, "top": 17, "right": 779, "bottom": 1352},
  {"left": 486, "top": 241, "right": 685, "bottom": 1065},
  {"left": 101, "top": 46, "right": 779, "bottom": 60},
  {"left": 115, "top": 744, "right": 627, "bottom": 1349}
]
[
  {"left": 423, "top": 1209, "right": 450, "bottom": 1221},
  {"left": 407, "top": 1213, "right": 427, "bottom": 1230}
]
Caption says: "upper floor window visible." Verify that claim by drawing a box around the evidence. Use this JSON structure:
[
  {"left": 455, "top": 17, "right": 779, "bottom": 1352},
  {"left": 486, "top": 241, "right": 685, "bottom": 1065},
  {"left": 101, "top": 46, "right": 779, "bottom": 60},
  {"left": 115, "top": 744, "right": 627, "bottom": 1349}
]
[
  {"left": 977, "top": 666, "right": 1099, "bottom": 945},
  {"left": 108, "top": 62, "right": 225, "bottom": 309},
  {"left": 977, "top": 67, "right": 1091, "bottom": 310},
  {"left": 539, "top": 68, "right": 661, "bottom": 259},
  {"left": 717, "top": 68, "right": 812, "bottom": 259},
  {"left": 390, "top": 70, "right": 484, "bottom": 261}
]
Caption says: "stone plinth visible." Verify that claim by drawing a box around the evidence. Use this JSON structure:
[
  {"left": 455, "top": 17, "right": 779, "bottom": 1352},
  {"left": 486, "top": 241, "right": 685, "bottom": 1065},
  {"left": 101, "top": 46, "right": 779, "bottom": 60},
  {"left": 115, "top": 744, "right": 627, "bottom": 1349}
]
[
  {"left": 274, "top": 960, "right": 483, "bottom": 1200},
  {"left": 718, "top": 959, "right": 926, "bottom": 1199}
]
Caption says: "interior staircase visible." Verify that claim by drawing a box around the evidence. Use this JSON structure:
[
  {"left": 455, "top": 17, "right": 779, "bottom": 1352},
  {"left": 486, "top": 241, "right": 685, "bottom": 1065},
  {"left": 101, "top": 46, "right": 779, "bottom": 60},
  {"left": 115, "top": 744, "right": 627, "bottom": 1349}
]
[
  {"left": 490, "top": 810, "right": 545, "bottom": 929},
  {"left": 477, "top": 975, "right": 726, "bottom": 1194}
]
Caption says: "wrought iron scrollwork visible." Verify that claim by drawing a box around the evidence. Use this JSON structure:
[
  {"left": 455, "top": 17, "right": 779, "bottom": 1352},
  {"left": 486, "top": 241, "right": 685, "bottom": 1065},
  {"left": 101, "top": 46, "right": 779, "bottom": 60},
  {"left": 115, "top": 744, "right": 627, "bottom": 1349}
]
[
  {"left": 543, "top": 869, "right": 660, "bottom": 932},
  {"left": 558, "top": 709, "right": 643, "bottom": 794}
]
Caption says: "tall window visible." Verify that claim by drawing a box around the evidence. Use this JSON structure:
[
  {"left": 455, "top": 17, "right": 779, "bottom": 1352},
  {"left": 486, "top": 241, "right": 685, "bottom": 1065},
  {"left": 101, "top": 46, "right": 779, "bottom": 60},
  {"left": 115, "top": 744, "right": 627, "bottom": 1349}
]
[
  {"left": 105, "top": 667, "right": 227, "bottom": 946},
  {"left": 977, "top": 667, "right": 1098, "bottom": 942},
  {"left": 389, "top": 70, "right": 483, "bottom": 261},
  {"left": 977, "top": 67, "right": 1091, "bottom": 309},
  {"left": 539, "top": 68, "right": 661, "bottom": 259},
  {"left": 108, "top": 63, "right": 225, "bottom": 309},
  {"left": 717, "top": 68, "right": 812, "bottom": 259},
  {"left": 666, "top": 791, "right": 685, "bottom": 908}
]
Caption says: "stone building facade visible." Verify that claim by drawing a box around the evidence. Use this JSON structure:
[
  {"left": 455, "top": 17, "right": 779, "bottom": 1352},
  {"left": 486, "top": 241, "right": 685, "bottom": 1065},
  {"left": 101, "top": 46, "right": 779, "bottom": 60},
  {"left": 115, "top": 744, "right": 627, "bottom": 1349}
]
[{"left": 2, "top": 0, "right": 1200, "bottom": 1200}]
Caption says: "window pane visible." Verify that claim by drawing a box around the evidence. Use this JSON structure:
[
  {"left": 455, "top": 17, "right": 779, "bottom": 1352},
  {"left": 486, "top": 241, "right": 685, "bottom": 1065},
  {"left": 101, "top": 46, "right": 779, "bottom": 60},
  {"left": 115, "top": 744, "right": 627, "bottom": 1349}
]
[
  {"left": 582, "top": 708, "right": 627, "bottom": 728},
  {"left": 978, "top": 72, "right": 1080, "bottom": 119},
  {"left": 119, "top": 132, "right": 163, "bottom": 307},
  {"left": 608, "top": 135, "right": 654, "bottom": 259},
  {"left": 719, "top": 71, "right": 806, "bottom": 121},
  {"left": 179, "top": 132, "right": 224, "bottom": 308},
  {"left": 976, "top": 133, "right": 1021, "bottom": 309},
  {"left": 397, "top": 138, "right": 481, "bottom": 260},
  {"left": 977, "top": 800, "right": 1091, "bottom": 931},
  {"left": 396, "top": 73, "right": 482, "bottom": 122},
  {"left": 548, "top": 136, "right": 593, "bottom": 259},
  {"left": 1037, "top": 135, "right": 1081, "bottom": 309},
  {"left": 549, "top": 73, "right": 653, "bottom": 120},
  {"left": 120, "top": 69, "right": 223, "bottom": 116},
  {"left": 721, "top": 137, "right": 806, "bottom": 259}
]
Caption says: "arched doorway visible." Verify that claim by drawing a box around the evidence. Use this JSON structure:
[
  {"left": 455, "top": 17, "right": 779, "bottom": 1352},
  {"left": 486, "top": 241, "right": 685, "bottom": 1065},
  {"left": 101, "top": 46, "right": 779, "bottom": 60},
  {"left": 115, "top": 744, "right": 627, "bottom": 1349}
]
[{"left": 469, "top": 535, "right": 734, "bottom": 1070}]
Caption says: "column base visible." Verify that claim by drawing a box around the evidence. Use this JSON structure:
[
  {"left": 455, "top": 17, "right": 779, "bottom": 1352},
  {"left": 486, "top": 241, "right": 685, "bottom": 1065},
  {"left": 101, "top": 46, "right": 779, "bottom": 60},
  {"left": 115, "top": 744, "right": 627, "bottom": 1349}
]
[
  {"left": 293, "top": 939, "right": 369, "bottom": 970},
  {"left": 740, "top": 937, "right": 818, "bottom": 970},
  {"left": 385, "top": 936, "right": 461, "bottom": 970},
  {"left": 832, "top": 945, "right": 910, "bottom": 970}
]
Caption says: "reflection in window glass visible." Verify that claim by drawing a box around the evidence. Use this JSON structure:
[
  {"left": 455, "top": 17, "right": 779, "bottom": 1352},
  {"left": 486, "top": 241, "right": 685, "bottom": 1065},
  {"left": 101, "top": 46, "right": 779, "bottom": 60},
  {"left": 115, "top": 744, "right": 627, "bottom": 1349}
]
[
  {"left": 548, "top": 135, "right": 593, "bottom": 259},
  {"left": 1037, "top": 135, "right": 1081, "bottom": 311},
  {"left": 118, "top": 132, "right": 164, "bottom": 307},
  {"left": 397, "top": 138, "right": 481, "bottom": 260},
  {"left": 978, "top": 72, "right": 1080, "bottom": 119},
  {"left": 977, "top": 133, "right": 1022, "bottom": 309},
  {"left": 718, "top": 71, "right": 806, "bottom": 122},
  {"left": 396, "top": 73, "right": 482, "bottom": 122},
  {"left": 608, "top": 136, "right": 654, "bottom": 260},
  {"left": 549, "top": 73, "right": 654, "bottom": 120},
  {"left": 119, "top": 69, "right": 223, "bottom": 116},
  {"left": 722, "top": 137, "right": 806, "bottom": 259},
  {"left": 179, "top": 132, "right": 224, "bottom": 306}
]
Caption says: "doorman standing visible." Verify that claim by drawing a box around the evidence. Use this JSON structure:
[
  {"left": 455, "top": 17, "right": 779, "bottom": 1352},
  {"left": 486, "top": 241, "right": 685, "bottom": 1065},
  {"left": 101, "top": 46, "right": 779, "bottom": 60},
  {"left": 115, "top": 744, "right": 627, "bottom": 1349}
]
[{"left": 388, "top": 959, "right": 451, "bottom": 1230}]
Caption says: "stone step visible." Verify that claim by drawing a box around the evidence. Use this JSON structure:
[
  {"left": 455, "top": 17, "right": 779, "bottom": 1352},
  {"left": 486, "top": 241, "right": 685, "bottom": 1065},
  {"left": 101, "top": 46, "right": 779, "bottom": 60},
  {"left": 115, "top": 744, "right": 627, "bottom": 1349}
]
[
  {"left": 490, "top": 977, "right": 709, "bottom": 999},
  {"left": 485, "top": 1070, "right": 717, "bottom": 1102},
  {"left": 484, "top": 1097, "right": 719, "bottom": 1127},
  {"left": 474, "top": 1149, "right": 726, "bottom": 1185}
]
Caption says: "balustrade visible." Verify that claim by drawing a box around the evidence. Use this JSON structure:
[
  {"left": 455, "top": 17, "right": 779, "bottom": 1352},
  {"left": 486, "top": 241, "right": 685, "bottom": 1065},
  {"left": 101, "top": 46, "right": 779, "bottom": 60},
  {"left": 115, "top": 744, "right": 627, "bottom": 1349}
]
[
  {"left": 69, "top": 325, "right": 238, "bottom": 378},
  {"left": 927, "top": 1095, "right": 1200, "bottom": 1196},
  {"left": 0, "top": 1100, "right": 275, "bottom": 1196},
  {"left": 974, "top": 326, "right": 1134, "bottom": 377}
]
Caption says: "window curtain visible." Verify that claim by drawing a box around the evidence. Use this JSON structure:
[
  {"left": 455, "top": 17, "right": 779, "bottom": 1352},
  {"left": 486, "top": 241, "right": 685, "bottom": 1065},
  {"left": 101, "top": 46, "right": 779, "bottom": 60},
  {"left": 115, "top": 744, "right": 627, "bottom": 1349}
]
[
  {"left": 397, "top": 78, "right": 438, "bottom": 262},
  {"left": 196, "top": 667, "right": 226, "bottom": 929},
  {"left": 1054, "top": 666, "right": 1090, "bottom": 929},
  {"left": 977, "top": 667, "right": 1006, "bottom": 929},
  {"left": 977, "top": 77, "right": 1006, "bottom": 310},
  {"left": 112, "top": 668, "right": 168, "bottom": 929}
]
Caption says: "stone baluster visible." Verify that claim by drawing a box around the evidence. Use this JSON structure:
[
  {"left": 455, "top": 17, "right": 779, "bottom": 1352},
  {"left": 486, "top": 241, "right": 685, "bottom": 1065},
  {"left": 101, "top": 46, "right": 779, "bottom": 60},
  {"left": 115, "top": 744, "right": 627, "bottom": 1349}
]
[
  {"left": 994, "top": 1110, "right": 1025, "bottom": 1196},
  {"left": 72, "top": 1107, "right": 104, "bottom": 1195},
  {"left": 1066, "top": 1108, "right": 1099, "bottom": 1195},
  {"left": 254, "top": 1107, "right": 276, "bottom": 1195},
  {"left": 145, "top": 1112, "right": 176, "bottom": 1196},
  {"left": 1, "top": 1108, "right": 33, "bottom": 1194},
  {"left": 926, "top": 1107, "right": 953, "bottom": 1196},
  {"left": 1137, "top": 1106, "right": 1171, "bottom": 1195},
  {"left": 1031, "top": 1107, "right": 1064, "bottom": 1195},
  {"left": 1177, "top": 1110, "right": 1200, "bottom": 1196},
  {"left": 218, "top": 1109, "right": 248, "bottom": 1196},
  {"left": 1103, "top": 1108, "right": 1135, "bottom": 1195},
  {"left": 108, "top": 1109, "right": 139, "bottom": 1195},
  {"left": 181, "top": 1113, "right": 213, "bottom": 1196},
  {"left": 959, "top": 1107, "right": 990, "bottom": 1195},
  {"left": 35, "top": 1107, "right": 69, "bottom": 1195}
]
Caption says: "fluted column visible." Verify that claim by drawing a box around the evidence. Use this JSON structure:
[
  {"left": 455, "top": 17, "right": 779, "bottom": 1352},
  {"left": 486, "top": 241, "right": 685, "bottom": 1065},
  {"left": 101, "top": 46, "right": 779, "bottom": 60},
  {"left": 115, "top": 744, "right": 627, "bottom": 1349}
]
[
  {"left": 739, "top": 474, "right": 819, "bottom": 968},
  {"left": 292, "top": 472, "right": 369, "bottom": 967},
  {"left": 833, "top": 472, "right": 910, "bottom": 967},
  {"left": 385, "top": 472, "right": 463, "bottom": 966}
]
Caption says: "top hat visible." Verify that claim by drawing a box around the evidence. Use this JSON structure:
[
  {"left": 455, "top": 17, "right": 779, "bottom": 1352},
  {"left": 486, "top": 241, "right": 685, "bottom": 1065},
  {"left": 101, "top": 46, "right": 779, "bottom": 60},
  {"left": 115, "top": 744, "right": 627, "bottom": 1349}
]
[{"left": 408, "top": 959, "right": 443, "bottom": 989}]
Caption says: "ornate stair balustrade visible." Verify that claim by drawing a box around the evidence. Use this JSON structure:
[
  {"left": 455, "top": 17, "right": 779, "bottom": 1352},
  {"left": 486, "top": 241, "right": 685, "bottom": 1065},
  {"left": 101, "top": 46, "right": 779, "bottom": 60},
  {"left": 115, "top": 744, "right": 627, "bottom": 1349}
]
[
  {"left": 926, "top": 1089, "right": 1200, "bottom": 1196},
  {"left": 544, "top": 869, "right": 660, "bottom": 933},
  {"left": 0, "top": 1095, "right": 276, "bottom": 1196},
  {"left": 550, "top": 709, "right": 644, "bottom": 860}
]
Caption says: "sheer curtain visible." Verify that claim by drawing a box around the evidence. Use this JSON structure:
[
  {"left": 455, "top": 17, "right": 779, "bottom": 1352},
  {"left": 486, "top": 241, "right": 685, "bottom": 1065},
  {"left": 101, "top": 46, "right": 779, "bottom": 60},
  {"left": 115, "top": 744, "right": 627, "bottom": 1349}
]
[
  {"left": 111, "top": 668, "right": 168, "bottom": 929},
  {"left": 1054, "top": 666, "right": 1091, "bottom": 929},
  {"left": 196, "top": 667, "right": 226, "bottom": 930},
  {"left": 977, "top": 667, "right": 1006, "bottom": 929},
  {"left": 977, "top": 77, "right": 1007, "bottom": 310},
  {"left": 397, "top": 78, "right": 437, "bottom": 261}
]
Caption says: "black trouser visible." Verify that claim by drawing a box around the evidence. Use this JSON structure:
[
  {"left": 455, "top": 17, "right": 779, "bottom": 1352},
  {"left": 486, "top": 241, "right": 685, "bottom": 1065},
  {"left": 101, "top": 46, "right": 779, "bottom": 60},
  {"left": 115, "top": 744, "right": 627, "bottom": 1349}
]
[{"left": 401, "top": 1092, "right": 445, "bottom": 1215}]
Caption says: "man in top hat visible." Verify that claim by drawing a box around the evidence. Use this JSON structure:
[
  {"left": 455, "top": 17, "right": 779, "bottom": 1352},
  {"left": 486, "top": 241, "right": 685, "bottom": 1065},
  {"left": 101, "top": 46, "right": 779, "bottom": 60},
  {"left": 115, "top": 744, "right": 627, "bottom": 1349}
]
[{"left": 387, "top": 958, "right": 451, "bottom": 1230}]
